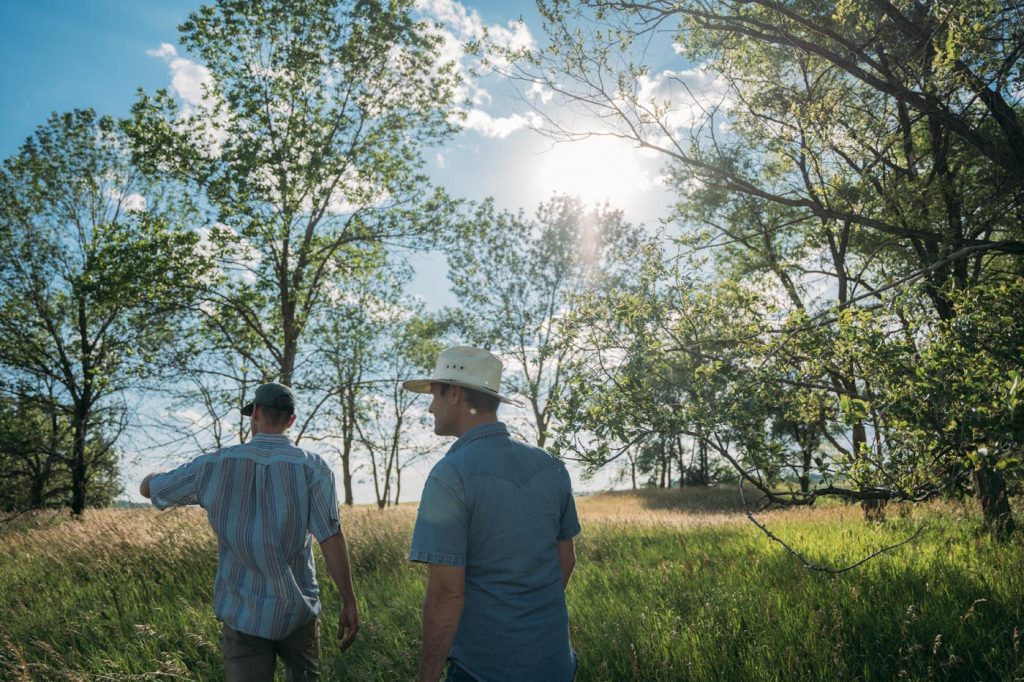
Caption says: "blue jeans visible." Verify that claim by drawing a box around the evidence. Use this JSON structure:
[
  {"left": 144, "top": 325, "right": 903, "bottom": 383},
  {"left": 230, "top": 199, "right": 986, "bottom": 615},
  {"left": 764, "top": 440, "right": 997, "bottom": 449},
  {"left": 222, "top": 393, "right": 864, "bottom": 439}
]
[{"left": 446, "top": 651, "right": 579, "bottom": 681}]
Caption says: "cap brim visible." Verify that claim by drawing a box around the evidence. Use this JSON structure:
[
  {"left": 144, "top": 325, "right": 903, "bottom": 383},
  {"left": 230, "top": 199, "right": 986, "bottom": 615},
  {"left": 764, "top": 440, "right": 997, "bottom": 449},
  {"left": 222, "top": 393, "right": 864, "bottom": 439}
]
[
  {"left": 240, "top": 402, "right": 254, "bottom": 416},
  {"left": 401, "top": 378, "right": 524, "bottom": 408}
]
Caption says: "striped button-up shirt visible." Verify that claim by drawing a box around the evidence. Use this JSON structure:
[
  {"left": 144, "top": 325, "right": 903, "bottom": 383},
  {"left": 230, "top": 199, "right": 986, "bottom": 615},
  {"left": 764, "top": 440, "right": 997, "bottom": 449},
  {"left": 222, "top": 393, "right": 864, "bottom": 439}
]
[{"left": 149, "top": 433, "right": 341, "bottom": 639}]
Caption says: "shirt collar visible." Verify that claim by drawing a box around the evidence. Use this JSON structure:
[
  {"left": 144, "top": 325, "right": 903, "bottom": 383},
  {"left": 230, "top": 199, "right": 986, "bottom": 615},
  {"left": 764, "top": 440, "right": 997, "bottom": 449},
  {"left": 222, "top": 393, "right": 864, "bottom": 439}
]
[
  {"left": 447, "top": 421, "right": 509, "bottom": 455},
  {"left": 251, "top": 433, "right": 293, "bottom": 444}
]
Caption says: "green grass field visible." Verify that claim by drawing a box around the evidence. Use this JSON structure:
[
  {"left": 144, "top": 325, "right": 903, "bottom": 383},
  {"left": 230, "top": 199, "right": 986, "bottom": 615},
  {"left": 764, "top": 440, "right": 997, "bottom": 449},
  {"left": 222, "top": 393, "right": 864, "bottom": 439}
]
[{"left": 1, "top": 488, "right": 1022, "bottom": 681}]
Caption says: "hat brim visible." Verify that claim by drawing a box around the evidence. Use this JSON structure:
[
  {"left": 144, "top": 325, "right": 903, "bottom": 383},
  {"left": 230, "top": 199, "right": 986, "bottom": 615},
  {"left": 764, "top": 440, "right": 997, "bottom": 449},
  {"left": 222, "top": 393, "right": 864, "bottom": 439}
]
[
  {"left": 402, "top": 378, "right": 524, "bottom": 408},
  {"left": 240, "top": 402, "right": 254, "bottom": 417}
]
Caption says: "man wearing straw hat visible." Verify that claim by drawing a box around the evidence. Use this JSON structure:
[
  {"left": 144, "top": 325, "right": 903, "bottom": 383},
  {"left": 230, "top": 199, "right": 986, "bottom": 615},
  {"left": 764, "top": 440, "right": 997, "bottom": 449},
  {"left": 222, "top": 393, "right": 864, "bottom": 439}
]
[
  {"left": 404, "top": 346, "right": 581, "bottom": 682},
  {"left": 140, "top": 382, "right": 359, "bottom": 681}
]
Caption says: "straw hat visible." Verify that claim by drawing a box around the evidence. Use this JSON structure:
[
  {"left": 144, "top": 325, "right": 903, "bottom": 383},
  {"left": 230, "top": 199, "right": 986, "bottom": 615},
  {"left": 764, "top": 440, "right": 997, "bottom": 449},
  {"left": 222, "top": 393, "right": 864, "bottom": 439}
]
[{"left": 402, "top": 346, "right": 523, "bottom": 407}]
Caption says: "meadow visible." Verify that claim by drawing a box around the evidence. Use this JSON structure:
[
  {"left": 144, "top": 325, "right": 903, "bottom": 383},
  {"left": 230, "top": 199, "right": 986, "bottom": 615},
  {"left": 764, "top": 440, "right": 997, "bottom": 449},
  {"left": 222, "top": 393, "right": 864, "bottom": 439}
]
[{"left": 1, "top": 488, "right": 1022, "bottom": 681}]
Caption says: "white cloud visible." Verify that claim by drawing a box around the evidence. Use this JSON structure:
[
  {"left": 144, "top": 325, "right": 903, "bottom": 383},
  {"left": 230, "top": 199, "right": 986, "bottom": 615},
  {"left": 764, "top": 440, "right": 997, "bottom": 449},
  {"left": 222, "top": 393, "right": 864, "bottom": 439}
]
[
  {"left": 146, "top": 43, "right": 178, "bottom": 60},
  {"left": 459, "top": 109, "right": 537, "bottom": 138},
  {"left": 436, "top": 152, "right": 447, "bottom": 168},
  {"left": 194, "top": 223, "right": 262, "bottom": 285},
  {"left": 169, "top": 58, "right": 214, "bottom": 107},
  {"left": 634, "top": 66, "right": 731, "bottom": 133},
  {"left": 122, "top": 192, "right": 147, "bottom": 212},
  {"left": 526, "top": 81, "right": 553, "bottom": 105},
  {"left": 471, "top": 85, "right": 493, "bottom": 107},
  {"left": 106, "top": 187, "right": 147, "bottom": 212},
  {"left": 147, "top": 42, "right": 217, "bottom": 113},
  {"left": 146, "top": 42, "right": 213, "bottom": 108},
  {"left": 415, "top": 0, "right": 536, "bottom": 137},
  {"left": 416, "top": 0, "right": 485, "bottom": 39}
]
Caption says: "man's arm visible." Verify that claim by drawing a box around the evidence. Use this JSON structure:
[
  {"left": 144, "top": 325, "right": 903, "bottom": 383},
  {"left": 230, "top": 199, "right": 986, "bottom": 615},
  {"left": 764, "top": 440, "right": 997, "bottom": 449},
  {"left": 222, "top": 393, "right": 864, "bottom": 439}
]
[
  {"left": 557, "top": 537, "right": 576, "bottom": 589},
  {"left": 319, "top": 531, "right": 359, "bottom": 651},
  {"left": 418, "top": 563, "right": 465, "bottom": 682}
]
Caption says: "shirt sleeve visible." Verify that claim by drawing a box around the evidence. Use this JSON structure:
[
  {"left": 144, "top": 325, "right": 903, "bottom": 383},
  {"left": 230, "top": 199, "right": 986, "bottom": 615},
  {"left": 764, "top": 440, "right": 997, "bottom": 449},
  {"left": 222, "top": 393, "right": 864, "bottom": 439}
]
[
  {"left": 558, "top": 467, "right": 581, "bottom": 540},
  {"left": 149, "top": 460, "right": 202, "bottom": 510},
  {"left": 308, "top": 462, "right": 342, "bottom": 543},
  {"left": 409, "top": 466, "right": 468, "bottom": 566}
]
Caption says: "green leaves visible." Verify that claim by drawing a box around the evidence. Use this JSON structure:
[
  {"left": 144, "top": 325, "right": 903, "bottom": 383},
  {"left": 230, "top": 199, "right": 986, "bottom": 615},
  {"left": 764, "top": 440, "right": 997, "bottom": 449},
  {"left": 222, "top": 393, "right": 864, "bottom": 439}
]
[
  {"left": 0, "top": 108, "right": 212, "bottom": 513},
  {"left": 129, "top": 0, "right": 463, "bottom": 387}
]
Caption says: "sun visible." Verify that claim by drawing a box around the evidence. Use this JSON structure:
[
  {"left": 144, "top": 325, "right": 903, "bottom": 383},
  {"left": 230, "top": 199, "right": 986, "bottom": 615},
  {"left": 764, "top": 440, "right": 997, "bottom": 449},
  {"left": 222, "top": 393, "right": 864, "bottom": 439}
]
[{"left": 536, "top": 136, "right": 654, "bottom": 208}]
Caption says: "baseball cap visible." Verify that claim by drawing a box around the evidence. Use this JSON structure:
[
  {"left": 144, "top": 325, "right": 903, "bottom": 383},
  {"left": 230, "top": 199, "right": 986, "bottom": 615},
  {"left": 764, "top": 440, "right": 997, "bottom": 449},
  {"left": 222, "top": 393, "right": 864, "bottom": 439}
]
[{"left": 240, "top": 382, "right": 296, "bottom": 416}]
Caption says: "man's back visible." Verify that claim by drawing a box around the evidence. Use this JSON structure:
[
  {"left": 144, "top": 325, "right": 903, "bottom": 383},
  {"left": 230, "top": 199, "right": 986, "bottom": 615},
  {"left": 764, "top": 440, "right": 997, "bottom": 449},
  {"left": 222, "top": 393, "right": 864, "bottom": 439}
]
[
  {"left": 150, "top": 433, "right": 341, "bottom": 640},
  {"left": 411, "top": 422, "right": 580, "bottom": 681}
]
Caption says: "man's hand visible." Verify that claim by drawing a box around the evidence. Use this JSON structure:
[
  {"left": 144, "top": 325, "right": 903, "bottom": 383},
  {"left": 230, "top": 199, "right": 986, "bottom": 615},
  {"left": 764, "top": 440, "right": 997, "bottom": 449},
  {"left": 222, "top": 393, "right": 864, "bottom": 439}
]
[
  {"left": 337, "top": 601, "right": 359, "bottom": 651},
  {"left": 319, "top": 531, "right": 359, "bottom": 651},
  {"left": 139, "top": 473, "right": 160, "bottom": 499}
]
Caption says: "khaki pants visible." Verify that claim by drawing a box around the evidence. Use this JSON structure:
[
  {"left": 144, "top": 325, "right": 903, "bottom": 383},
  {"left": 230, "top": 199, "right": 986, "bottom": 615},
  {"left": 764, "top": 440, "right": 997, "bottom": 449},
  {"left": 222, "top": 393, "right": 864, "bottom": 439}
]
[{"left": 221, "top": 618, "right": 320, "bottom": 682}]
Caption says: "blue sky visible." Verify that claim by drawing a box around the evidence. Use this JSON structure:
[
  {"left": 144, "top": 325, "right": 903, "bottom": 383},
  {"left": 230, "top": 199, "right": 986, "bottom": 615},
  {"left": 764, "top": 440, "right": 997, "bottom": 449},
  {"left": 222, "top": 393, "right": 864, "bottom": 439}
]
[
  {"left": 0, "top": 0, "right": 678, "bottom": 228},
  {"left": 1, "top": 0, "right": 694, "bottom": 501}
]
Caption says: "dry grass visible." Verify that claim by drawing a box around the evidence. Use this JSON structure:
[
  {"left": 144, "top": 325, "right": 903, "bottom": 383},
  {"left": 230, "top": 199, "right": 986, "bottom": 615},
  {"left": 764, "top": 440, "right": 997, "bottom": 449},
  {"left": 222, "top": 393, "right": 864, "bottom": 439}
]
[
  {"left": 0, "top": 489, "right": 938, "bottom": 557},
  {"left": 0, "top": 507, "right": 213, "bottom": 560}
]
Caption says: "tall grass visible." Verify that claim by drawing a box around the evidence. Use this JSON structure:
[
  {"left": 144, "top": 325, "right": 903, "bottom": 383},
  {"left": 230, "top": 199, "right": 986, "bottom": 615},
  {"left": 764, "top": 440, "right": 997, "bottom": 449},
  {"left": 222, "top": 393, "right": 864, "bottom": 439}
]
[{"left": 1, "top": 489, "right": 1021, "bottom": 680}]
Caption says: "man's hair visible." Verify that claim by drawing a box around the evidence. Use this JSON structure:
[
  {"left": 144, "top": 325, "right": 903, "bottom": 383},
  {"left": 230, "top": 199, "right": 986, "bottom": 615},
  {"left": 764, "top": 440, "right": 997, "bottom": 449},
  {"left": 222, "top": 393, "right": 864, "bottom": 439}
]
[
  {"left": 257, "top": 404, "right": 293, "bottom": 428},
  {"left": 438, "top": 382, "right": 500, "bottom": 413}
]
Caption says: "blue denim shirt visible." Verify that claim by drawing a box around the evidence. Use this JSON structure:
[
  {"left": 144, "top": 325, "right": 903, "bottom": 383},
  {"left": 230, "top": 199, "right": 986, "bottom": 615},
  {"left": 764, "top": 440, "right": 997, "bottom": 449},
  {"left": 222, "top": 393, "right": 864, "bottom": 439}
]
[
  {"left": 149, "top": 434, "right": 341, "bottom": 640},
  {"left": 410, "top": 422, "right": 581, "bottom": 681}
]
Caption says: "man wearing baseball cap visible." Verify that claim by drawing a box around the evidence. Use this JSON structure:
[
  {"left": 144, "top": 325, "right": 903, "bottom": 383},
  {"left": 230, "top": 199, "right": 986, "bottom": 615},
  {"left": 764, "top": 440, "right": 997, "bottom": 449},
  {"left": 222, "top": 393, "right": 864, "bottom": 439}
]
[
  {"left": 404, "top": 347, "right": 581, "bottom": 681},
  {"left": 140, "top": 382, "right": 358, "bottom": 681}
]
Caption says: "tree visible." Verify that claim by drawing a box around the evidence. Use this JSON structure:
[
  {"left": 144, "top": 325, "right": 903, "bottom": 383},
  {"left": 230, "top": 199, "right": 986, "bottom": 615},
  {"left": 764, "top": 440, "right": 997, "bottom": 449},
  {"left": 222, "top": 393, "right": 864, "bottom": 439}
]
[
  {"left": 357, "top": 347, "right": 434, "bottom": 509},
  {"left": 347, "top": 300, "right": 446, "bottom": 509},
  {"left": 448, "top": 195, "right": 649, "bottom": 447},
  {"left": 0, "top": 387, "right": 69, "bottom": 511},
  {"left": 503, "top": 0, "right": 1024, "bottom": 533},
  {"left": 0, "top": 110, "right": 205, "bottom": 515},
  {"left": 313, "top": 261, "right": 404, "bottom": 505},
  {"left": 128, "top": 0, "right": 464, "bottom": 429}
]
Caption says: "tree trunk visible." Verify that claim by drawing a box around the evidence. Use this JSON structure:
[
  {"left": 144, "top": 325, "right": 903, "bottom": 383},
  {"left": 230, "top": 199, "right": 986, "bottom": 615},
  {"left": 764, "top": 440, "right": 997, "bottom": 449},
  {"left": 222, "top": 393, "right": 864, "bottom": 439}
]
[
  {"left": 339, "top": 382, "right": 356, "bottom": 506},
  {"left": 851, "top": 420, "right": 886, "bottom": 521},
  {"left": 30, "top": 471, "right": 47, "bottom": 508},
  {"left": 697, "top": 438, "right": 709, "bottom": 486},
  {"left": 70, "top": 413, "right": 87, "bottom": 516},
  {"left": 973, "top": 465, "right": 1015, "bottom": 538},
  {"left": 393, "top": 467, "right": 402, "bottom": 506},
  {"left": 341, "top": 440, "right": 354, "bottom": 506},
  {"left": 861, "top": 498, "right": 886, "bottom": 522},
  {"left": 531, "top": 396, "right": 547, "bottom": 449},
  {"left": 799, "top": 446, "right": 812, "bottom": 494}
]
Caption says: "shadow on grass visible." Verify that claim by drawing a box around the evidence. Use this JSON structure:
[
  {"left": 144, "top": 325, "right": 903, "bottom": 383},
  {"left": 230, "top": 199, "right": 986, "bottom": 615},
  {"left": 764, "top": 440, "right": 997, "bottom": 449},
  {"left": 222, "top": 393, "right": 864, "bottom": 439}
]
[{"left": 590, "top": 485, "right": 750, "bottom": 513}]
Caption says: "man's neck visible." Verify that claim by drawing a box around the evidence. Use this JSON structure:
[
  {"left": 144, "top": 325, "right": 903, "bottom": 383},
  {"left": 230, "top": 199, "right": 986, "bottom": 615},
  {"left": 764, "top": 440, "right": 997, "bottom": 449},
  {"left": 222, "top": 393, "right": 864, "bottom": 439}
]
[{"left": 453, "top": 414, "right": 498, "bottom": 438}]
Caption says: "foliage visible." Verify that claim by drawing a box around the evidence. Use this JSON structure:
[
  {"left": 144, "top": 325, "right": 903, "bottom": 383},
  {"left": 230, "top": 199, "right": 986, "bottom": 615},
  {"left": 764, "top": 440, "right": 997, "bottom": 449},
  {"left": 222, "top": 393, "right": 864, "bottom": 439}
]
[
  {"left": 312, "top": 265, "right": 448, "bottom": 506},
  {"left": 127, "top": 0, "right": 465, "bottom": 447},
  {"left": 0, "top": 394, "right": 120, "bottom": 511},
  {"left": 0, "top": 109, "right": 206, "bottom": 514},
  {"left": 514, "top": 0, "right": 1024, "bottom": 532},
  {"left": 448, "top": 195, "right": 651, "bottom": 447}
]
